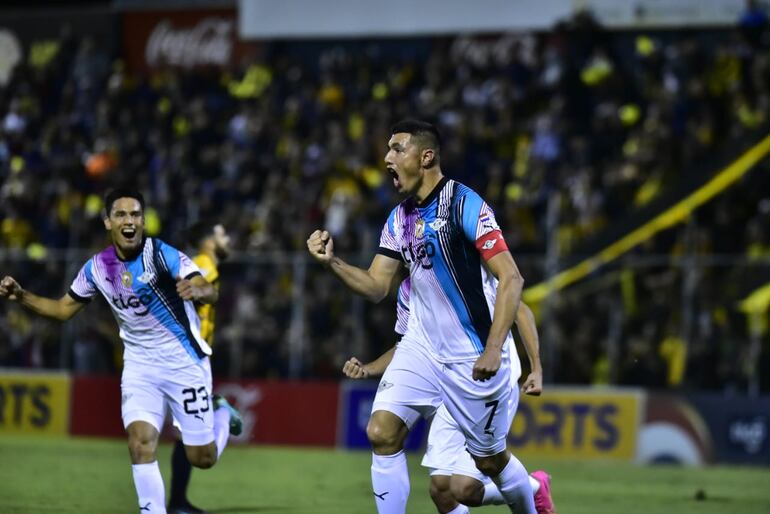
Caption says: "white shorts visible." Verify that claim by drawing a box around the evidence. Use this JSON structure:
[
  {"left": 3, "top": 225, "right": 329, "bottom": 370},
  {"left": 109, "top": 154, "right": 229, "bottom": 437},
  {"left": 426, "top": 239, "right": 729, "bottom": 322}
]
[
  {"left": 371, "top": 343, "right": 513, "bottom": 456},
  {"left": 422, "top": 386, "right": 520, "bottom": 480},
  {"left": 121, "top": 358, "right": 215, "bottom": 446}
]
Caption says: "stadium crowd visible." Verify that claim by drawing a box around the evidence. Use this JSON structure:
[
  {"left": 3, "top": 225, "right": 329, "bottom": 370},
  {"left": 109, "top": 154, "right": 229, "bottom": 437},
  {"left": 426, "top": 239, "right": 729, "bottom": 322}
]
[{"left": 1, "top": 10, "right": 769, "bottom": 391}]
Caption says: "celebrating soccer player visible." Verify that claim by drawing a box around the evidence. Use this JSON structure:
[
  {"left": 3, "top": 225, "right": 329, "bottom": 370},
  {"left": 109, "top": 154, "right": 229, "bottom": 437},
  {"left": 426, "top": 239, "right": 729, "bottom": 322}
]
[
  {"left": 0, "top": 189, "right": 241, "bottom": 514},
  {"left": 344, "top": 279, "right": 556, "bottom": 514},
  {"left": 309, "top": 120, "right": 537, "bottom": 513},
  {"left": 167, "top": 221, "right": 242, "bottom": 514}
]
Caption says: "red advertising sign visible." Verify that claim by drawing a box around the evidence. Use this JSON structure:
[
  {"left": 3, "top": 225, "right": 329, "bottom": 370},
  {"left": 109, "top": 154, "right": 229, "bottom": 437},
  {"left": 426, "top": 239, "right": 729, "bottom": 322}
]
[
  {"left": 215, "top": 380, "right": 340, "bottom": 447},
  {"left": 122, "top": 9, "right": 251, "bottom": 72},
  {"left": 70, "top": 376, "right": 339, "bottom": 447}
]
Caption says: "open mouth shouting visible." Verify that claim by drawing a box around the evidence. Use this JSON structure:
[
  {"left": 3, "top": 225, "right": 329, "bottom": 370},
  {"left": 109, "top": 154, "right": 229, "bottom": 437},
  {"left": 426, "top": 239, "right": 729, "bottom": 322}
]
[
  {"left": 120, "top": 227, "right": 138, "bottom": 244},
  {"left": 387, "top": 166, "right": 401, "bottom": 189}
]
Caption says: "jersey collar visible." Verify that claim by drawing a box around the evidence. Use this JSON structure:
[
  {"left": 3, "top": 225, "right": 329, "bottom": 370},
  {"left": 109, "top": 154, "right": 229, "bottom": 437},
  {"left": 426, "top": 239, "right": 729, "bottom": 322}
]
[{"left": 416, "top": 176, "right": 448, "bottom": 208}]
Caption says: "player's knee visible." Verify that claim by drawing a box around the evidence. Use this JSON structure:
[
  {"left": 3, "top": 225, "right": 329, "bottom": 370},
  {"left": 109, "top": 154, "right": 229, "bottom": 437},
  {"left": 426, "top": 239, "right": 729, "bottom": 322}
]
[
  {"left": 188, "top": 451, "right": 216, "bottom": 469},
  {"left": 429, "top": 476, "right": 456, "bottom": 512},
  {"left": 192, "top": 454, "right": 216, "bottom": 469},
  {"left": 366, "top": 412, "right": 407, "bottom": 452},
  {"left": 186, "top": 445, "right": 217, "bottom": 469},
  {"left": 450, "top": 478, "right": 484, "bottom": 507},
  {"left": 127, "top": 437, "right": 156, "bottom": 463},
  {"left": 429, "top": 475, "right": 450, "bottom": 501},
  {"left": 366, "top": 421, "right": 401, "bottom": 452}
]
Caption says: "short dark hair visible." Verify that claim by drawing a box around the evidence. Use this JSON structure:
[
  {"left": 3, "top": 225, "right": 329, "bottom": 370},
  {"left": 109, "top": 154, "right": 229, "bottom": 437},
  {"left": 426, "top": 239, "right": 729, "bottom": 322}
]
[
  {"left": 104, "top": 188, "right": 145, "bottom": 216},
  {"left": 186, "top": 220, "right": 216, "bottom": 248},
  {"left": 390, "top": 119, "right": 441, "bottom": 153}
]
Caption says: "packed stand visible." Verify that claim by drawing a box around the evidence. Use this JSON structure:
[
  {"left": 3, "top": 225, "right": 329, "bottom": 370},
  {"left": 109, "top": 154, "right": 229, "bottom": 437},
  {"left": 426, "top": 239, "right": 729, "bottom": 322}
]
[{"left": 1, "top": 11, "right": 769, "bottom": 389}]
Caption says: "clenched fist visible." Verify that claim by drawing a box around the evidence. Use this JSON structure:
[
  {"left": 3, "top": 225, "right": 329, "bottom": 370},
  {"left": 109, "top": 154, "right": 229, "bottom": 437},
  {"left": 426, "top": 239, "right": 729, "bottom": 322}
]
[
  {"left": 342, "top": 357, "right": 369, "bottom": 379},
  {"left": 176, "top": 276, "right": 195, "bottom": 301},
  {"left": 472, "top": 346, "right": 501, "bottom": 381},
  {"left": 0, "top": 276, "right": 23, "bottom": 301},
  {"left": 307, "top": 230, "right": 334, "bottom": 264}
]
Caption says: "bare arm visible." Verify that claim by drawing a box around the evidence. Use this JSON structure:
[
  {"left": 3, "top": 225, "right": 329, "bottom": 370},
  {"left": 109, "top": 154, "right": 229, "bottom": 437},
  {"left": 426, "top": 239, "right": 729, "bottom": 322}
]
[
  {"left": 472, "top": 251, "right": 524, "bottom": 381},
  {"left": 0, "top": 276, "right": 86, "bottom": 321},
  {"left": 307, "top": 230, "right": 401, "bottom": 303},
  {"left": 515, "top": 301, "right": 543, "bottom": 395},
  {"left": 177, "top": 274, "right": 217, "bottom": 304},
  {"left": 343, "top": 345, "right": 397, "bottom": 379}
]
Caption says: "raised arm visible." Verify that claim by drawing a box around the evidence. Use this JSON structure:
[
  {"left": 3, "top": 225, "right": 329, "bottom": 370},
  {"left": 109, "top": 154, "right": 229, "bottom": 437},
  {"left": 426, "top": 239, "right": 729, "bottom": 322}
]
[
  {"left": 515, "top": 301, "right": 543, "bottom": 395},
  {"left": 0, "top": 276, "right": 86, "bottom": 321},
  {"left": 307, "top": 229, "right": 401, "bottom": 303}
]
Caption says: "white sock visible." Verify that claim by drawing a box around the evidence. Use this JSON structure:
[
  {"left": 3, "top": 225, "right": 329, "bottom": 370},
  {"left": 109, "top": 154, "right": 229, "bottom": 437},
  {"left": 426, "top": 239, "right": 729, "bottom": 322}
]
[
  {"left": 491, "top": 455, "right": 536, "bottom": 514},
  {"left": 482, "top": 481, "right": 505, "bottom": 505},
  {"left": 529, "top": 475, "right": 540, "bottom": 494},
  {"left": 131, "top": 462, "right": 166, "bottom": 513},
  {"left": 446, "top": 504, "right": 470, "bottom": 514},
  {"left": 214, "top": 407, "right": 231, "bottom": 458},
  {"left": 371, "top": 450, "right": 410, "bottom": 514}
]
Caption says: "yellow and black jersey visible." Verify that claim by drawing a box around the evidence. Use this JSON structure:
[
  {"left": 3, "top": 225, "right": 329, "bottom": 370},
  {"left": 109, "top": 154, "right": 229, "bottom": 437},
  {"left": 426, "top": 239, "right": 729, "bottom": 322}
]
[{"left": 193, "top": 253, "right": 219, "bottom": 346}]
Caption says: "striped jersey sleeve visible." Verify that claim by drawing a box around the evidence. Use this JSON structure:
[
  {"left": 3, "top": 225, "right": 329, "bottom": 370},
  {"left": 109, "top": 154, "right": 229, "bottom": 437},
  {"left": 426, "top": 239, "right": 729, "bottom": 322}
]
[
  {"left": 377, "top": 206, "right": 402, "bottom": 261},
  {"left": 158, "top": 240, "right": 202, "bottom": 280},
  {"left": 68, "top": 259, "right": 97, "bottom": 303},
  {"left": 459, "top": 189, "right": 508, "bottom": 261}
]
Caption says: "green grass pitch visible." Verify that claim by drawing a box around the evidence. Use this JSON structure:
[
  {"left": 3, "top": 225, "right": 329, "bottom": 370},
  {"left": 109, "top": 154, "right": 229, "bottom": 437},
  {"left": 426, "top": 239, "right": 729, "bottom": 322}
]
[{"left": 1, "top": 436, "right": 769, "bottom": 513}]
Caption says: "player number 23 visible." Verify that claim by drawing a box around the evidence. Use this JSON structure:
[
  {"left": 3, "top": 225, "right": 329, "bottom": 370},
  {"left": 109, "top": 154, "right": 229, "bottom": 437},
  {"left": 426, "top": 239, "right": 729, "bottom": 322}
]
[{"left": 182, "top": 387, "right": 210, "bottom": 415}]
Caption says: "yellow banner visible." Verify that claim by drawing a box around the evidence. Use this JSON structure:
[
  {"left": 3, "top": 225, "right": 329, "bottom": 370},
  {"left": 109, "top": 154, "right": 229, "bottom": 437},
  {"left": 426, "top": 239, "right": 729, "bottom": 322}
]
[
  {"left": 509, "top": 388, "right": 642, "bottom": 460},
  {"left": 0, "top": 370, "right": 71, "bottom": 435},
  {"left": 524, "top": 132, "right": 770, "bottom": 303}
]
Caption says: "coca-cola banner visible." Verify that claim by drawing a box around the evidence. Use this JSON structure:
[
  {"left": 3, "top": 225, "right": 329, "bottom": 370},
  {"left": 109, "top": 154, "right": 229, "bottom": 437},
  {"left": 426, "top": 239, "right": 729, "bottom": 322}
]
[{"left": 122, "top": 8, "right": 252, "bottom": 72}]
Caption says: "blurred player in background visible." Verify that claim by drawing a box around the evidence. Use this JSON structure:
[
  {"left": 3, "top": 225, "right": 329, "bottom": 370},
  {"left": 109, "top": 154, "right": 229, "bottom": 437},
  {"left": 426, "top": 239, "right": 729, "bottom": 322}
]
[
  {"left": 168, "top": 221, "right": 241, "bottom": 514},
  {"left": 344, "top": 279, "right": 555, "bottom": 514},
  {"left": 308, "top": 120, "right": 536, "bottom": 513},
  {"left": 0, "top": 189, "right": 241, "bottom": 514}
]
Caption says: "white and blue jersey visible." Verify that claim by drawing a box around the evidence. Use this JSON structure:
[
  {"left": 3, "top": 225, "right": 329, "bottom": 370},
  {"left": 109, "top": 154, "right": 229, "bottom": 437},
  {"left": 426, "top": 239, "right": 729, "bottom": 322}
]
[
  {"left": 69, "top": 237, "right": 211, "bottom": 369},
  {"left": 378, "top": 177, "right": 517, "bottom": 368}
]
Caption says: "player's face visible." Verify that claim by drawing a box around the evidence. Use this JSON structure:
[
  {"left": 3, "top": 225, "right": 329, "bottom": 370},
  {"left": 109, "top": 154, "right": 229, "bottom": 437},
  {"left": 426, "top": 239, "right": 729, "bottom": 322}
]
[
  {"left": 385, "top": 133, "right": 423, "bottom": 195},
  {"left": 104, "top": 197, "right": 144, "bottom": 256},
  {"left": 212, "top": 224, "right": 231, "bottom": 260}
]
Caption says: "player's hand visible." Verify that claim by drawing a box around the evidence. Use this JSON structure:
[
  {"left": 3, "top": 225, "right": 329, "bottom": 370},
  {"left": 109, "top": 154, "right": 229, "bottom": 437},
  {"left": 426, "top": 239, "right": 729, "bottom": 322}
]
[
  {"left": 342, "top": 357, "right": 369, "bottom": 379},
  {"left": 472, "top": 347, "right": 501, "bottom": 381},
  {"left": 0, "top": 276, "right": 23, "bottom": 301},
  {"left": 307, "top": 230, "right": 334, "bottom": 264},
  {"left": 175, "top": 276, "right": 195, "bottom": 301},
  {"left": 521, "top": 369, "right": 543, "bottom": 396}
]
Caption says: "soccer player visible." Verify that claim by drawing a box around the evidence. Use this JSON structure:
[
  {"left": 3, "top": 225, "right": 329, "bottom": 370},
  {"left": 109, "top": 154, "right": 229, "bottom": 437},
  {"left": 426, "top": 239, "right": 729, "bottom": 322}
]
[
  {"left": 308, "top": 120, "right": 535, "bottom": 513},
  {"left": 0, "top": 189, "right": 240, "bottom": 514},
  {"left": 343, "top": 279, "right": 556, "bottom": 514},
  {"left": 168, "top": 221, "right": 241, "bottom": 514}
]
